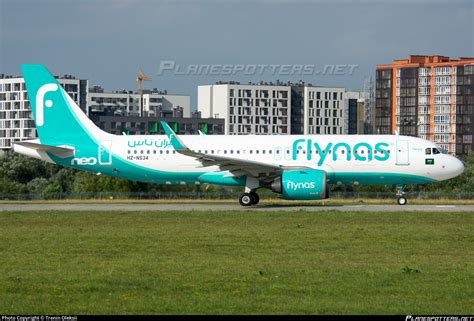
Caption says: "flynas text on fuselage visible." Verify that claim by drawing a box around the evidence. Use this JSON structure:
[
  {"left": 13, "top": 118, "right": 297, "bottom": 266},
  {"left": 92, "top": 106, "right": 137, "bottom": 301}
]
[{"left": 292, "top": 139, "right": 390, "bottom": 166}]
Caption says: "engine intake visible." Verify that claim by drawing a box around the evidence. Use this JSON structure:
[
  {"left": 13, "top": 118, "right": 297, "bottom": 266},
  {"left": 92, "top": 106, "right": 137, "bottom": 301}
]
[{"left": 271, "top": 169, "right": 328, "bottom": 200}]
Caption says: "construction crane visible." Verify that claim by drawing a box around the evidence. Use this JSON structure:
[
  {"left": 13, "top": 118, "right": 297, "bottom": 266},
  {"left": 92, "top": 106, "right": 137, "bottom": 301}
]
[{"left": 136, "top": 69, "right": 152, "bottom": 117}]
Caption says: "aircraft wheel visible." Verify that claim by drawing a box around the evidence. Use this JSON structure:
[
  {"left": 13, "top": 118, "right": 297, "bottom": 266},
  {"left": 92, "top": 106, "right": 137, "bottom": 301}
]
[
  {"left": 397, "top": 196, "right": 407, "bottom": 205},
  {"left": 239, "top": 193, "right": 253, "bottom": 206},
  {"left": 250, "top": 192, "right": 260, "bottom": 205}
]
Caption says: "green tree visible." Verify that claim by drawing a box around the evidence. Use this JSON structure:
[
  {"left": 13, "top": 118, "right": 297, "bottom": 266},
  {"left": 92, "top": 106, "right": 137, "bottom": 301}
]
[
  {"left": 50, "top": 168, "right": 76, "bottom": 193},
  {"left": 0, "top": 152, "right": 48, "bottom": 184},
  {"left": 72, "top": 172, "right": 132, "bottom": 193},
  {"left": 0, "top": 174, "right": 26, "bottom": 194},
  {"left": 27, "top": 177, "right": 50, "bottom": 194}
]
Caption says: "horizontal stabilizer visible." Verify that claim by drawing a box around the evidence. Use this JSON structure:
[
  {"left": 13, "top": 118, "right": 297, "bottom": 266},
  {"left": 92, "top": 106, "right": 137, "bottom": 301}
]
[{"left": 14, "top": 140, "right": 75, "bottom": 158}]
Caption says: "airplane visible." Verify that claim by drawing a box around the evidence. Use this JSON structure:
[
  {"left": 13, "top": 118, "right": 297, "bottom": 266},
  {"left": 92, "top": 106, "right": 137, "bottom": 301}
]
[{"left": 14, "top": 64, "right": 465, "bottom": 206}]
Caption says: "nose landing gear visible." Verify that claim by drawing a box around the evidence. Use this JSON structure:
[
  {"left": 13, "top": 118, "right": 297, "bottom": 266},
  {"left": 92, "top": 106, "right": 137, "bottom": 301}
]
[{"left": 396, "top": 185, "right": 407, "bottom": 205}]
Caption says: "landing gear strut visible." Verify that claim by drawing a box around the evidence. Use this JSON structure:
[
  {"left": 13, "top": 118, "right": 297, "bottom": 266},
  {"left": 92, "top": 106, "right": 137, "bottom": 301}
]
[{"left": 396, "top": 185, "right": 407, "bottom": 205}]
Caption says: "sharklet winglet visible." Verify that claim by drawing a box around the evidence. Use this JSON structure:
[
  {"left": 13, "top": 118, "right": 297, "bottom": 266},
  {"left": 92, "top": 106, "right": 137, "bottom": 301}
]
[{"left": 160, "top": 121, "right": 187, "bottom": 151}]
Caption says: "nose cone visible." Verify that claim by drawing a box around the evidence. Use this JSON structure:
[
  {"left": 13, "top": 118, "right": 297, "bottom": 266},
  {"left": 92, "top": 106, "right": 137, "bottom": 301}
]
[{"left": 451, "top": 157, "right": 464, "bottom": 178}]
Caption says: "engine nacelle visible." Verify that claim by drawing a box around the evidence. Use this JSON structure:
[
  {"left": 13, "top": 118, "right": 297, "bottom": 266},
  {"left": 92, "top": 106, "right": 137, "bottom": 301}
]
[{"left": 271, "top": 169, "right": 328, "bottom": 200}]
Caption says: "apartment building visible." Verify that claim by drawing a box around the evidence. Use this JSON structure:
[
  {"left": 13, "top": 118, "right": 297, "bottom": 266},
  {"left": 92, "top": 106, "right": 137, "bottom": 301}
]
[
  {"left": 344, "top": 91, "right": 369, "bottom": 135},
  {"left": 0, "top": 75, "right": 88, "bottom": 149},
  {"left": 90, "top": 110, "right": 224, "bottom": 136},
  {"left": 198, "top": 82, "right": 291, "bottom": 135},
  {"left": 376, "top": 55, "right": 474, "bottom": 156},
  {"left": 88, "top": 86, "right": 190, "bottom": 118},
  {"left": 292, "top": 85, "right": 345, "bottom": 135},
  {"left": 198, "top": 82, "right": 349, "bottom": 136}
]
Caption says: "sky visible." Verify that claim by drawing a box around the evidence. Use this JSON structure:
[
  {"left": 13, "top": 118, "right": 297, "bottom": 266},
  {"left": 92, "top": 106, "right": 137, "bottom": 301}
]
[{"left": 1, "top": 0, "right": 473, "bottom": 109}]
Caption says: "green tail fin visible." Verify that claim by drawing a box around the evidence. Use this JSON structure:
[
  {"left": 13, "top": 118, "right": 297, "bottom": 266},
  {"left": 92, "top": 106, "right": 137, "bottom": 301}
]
[{"left": 21, "top": 64, "right": 106, "bottom": 146}]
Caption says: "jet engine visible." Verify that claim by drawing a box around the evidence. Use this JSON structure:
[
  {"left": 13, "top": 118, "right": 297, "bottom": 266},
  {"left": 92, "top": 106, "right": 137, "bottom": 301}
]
[{"left": 271, "top": 169, "right": 329, "bottom": 200}]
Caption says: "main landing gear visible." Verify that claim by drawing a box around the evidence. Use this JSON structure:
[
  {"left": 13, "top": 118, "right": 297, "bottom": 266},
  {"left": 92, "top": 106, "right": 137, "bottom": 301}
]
[
  {"left": 239, "top": 176, "right": 260, "bottom": 207},
  {"left": 396, "top": 185, "right": 407, "bottom": 205},
  {"left": 239, "top": 191, "right": 260, "bottom": 206}
]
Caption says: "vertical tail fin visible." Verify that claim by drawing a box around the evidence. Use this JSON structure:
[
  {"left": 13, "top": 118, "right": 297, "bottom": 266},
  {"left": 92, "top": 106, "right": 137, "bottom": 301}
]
[{"left": 21, "top": 64, "right": 108, "bottom": 146}]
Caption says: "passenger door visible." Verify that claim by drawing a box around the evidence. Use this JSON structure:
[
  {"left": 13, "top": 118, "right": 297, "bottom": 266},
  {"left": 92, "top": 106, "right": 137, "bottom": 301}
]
[{"left": 396, "top": 140, "right": 409, "bottom": 165}]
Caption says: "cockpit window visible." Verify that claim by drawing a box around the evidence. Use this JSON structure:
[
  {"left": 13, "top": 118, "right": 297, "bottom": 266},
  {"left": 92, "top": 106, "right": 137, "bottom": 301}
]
[
  {"left": 432, "top": 148, "right": 441, "bottom": 155},
  {"left": 425, "top": 148, "right": 431, "bottom": 155}
]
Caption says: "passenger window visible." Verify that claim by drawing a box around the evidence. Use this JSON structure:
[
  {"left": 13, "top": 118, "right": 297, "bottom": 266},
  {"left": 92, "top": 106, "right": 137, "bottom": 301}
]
[
  {"left": 166, "top": 150, "right": 169, "bottom": 154},
  {"left": 256, "top": 150, "right": 259, "bottom": 154},
  {"left": 211, "top": 150, "right": 214, "bottom": 154},
  {"left": 425, "top": 148, "right": 431, "bottom": 155},
  {"left": 433, "top": 148, "right": 440, "bottom": 154},
  {"left": 269, "top": 150, "right": 272, "bottom": 154},
  {"left": 173, "top": 151, "right": 176, "bottom": 154},
  {"left": 250, "top": 150, "right": 253, "bottom": 154},
  {"left": 153, "top": 150, "right": 156, "bottom": 154},
  {"left": 237, "top": 150, "right": 240, "bottom": 154},
  {"left": 224, "top": 150, "right": 227, "bottom": 154},
  {"left": 140, "top": 150, "right": 144, "bottom": 154},
  {"left": 147, "top": 150, "right": 150, "bottom": 154},
  {"left": 134, "top": 150, "right": 137, "bottom": 154},
  {"left": 127, "top": 150, "right": 131, "bottom": 154}
]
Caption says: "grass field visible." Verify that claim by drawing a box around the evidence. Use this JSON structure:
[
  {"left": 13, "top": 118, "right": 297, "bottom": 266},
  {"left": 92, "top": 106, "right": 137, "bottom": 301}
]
[{"left": 0, "top": 210, "right": 473, "bottom": 314}]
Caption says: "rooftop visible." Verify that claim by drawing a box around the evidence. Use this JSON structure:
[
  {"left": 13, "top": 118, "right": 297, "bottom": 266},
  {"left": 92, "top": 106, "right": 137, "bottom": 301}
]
[{"left": 377, "top": 55, "right": 474, "bottom": 69}]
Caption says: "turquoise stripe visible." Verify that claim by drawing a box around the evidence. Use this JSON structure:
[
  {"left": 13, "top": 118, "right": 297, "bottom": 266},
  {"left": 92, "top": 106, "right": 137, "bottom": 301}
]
[{"left": 329, "top": 172, "right": 436, "bottom": 185}]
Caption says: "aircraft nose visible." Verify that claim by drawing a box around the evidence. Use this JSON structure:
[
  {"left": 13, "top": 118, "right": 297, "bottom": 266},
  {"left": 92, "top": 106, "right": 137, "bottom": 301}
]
[{"left": 451, "top": 157, "right": 464, "bottom": 177}]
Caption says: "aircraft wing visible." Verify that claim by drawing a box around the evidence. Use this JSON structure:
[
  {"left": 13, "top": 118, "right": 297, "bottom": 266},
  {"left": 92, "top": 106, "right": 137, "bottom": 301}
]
[{"left": 160, "top": 121, "right": 306, "bottom": 180}]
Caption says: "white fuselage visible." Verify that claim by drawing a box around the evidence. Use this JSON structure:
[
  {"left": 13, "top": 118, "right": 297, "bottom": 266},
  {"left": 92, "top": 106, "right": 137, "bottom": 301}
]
[{"left": 105, "top": 134, "right": 463, "bottom": 184}]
